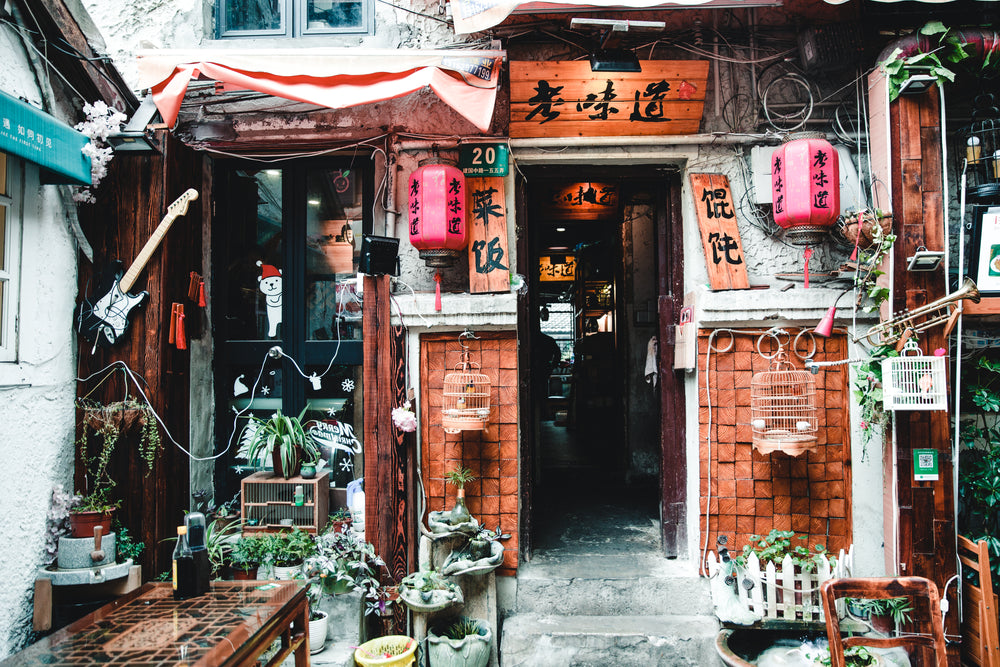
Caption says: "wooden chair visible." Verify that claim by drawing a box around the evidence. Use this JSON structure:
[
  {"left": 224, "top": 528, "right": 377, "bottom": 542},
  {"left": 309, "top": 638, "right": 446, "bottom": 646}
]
[
  {"left": 819, "top": 576, "right": 947, "bottom": 667},
  {"left": 958, "top": 535, "right": 1000, "bottom": 666}
]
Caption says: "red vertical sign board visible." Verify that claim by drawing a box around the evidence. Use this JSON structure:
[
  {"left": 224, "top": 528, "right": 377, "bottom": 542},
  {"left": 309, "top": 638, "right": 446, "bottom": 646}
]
[{"left": 466, "top": 177, "right": 510, "bottom": 294}]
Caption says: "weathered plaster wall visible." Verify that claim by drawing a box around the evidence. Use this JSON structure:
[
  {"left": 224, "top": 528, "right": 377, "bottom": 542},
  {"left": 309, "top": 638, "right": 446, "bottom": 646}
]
[
  {"left": 0, "top": 14, "right": 86, "bottom": 657},
  {"left": 0, "top": 171, "right": 78, "bottom": 659},
  {"left": 83, "top": 0, "right": 468, "bottom": 91}
]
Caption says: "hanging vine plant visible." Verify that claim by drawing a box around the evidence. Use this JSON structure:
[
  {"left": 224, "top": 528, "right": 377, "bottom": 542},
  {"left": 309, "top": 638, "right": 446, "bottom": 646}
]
[{"left": 75, "top": 397, "right": 162, "bottom": 509}]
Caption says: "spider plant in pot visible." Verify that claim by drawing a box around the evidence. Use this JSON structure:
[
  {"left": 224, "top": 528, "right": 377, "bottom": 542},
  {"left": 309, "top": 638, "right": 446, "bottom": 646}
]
[
  {"left": 861, "top": 596, "right": 913, "bottom": 635},
  {"left": 239, "top": 406, "right": 320, "bottom": 479},
  {"left": 444, "top": 466, "right": 476, "bottom": 525},
  {"left": 427, "top": 616, "right": 492, "bottom": 667}
]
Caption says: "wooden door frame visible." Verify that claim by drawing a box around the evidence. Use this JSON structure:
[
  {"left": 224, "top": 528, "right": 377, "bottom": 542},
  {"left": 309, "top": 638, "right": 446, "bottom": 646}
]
[
  {"left": 657, "top": 174, "right": 685, "bottom": 558},
  {"left": 516, "top": 167, "right": 685, "bottom": 559}
]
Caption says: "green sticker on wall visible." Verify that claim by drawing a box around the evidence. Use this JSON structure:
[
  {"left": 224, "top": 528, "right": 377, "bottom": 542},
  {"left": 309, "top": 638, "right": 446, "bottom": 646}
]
[{"left": 913, "top": 449, "right": 939, "bottom": 481}]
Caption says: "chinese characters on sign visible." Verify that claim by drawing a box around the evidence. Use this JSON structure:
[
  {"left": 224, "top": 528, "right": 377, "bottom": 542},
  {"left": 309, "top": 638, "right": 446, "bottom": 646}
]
[
  {"left": 689, "top": 173, "right": 749, "bottom": 290},
  {"left": 0, "top": 89, "right": 90, "bottom": 185},
  {"left": 466, "top": 177, "right": 510, "bottom": 294},
  {"left": 541, "top": 182, "right": 619, "bottom": 221},
  {"left": 539, "top": 255, "right": 576, "bottom": 282},
  {"left": 510, "top": 61, "right": 710, "bottom": 139}
]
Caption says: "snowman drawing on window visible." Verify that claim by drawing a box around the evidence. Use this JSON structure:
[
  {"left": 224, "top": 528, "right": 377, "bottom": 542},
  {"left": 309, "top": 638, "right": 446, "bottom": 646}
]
[{"left": 256, "top": 261, "right": 282, "bottom": 338}]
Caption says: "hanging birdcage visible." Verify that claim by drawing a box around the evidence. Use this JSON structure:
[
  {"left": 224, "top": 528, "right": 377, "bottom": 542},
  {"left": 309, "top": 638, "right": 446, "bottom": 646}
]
[
  {"left": 881, "top": 339, "right": 947, "bottom": 411},
  {"left": 956, "top": 94, "right": 1000, "bottom": 203},
  {"left": 750, "top": 349, "right": 818, "bottom": 457},
  {"left": 442, "top": 334, "right": 491, "bottom": 434}
]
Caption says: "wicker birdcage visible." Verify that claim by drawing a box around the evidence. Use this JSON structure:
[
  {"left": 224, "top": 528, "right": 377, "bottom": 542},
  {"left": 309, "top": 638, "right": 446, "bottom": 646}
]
[
  {"left": 881, "top": 339, "right": 947, "bottom": 411},
  {"left": 957, "top": 94, "right": 1000, "bottom": 203},
  {"left": 442, "top": 346, "right": 491, "bottom": 434},
  {"left": 750, "top": 351, "right": 818, "bottom": 456}
]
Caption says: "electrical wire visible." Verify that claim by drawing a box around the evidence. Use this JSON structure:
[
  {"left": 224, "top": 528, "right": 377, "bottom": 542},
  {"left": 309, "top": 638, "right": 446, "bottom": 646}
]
[{"left": 200, "top": 134, "right": 390, "bottom": 163}]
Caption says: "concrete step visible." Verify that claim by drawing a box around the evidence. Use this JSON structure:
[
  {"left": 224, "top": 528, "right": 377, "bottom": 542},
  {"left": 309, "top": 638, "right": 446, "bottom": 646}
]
[
  {"left": 515, "top": 556, "right": 714, "bottom": 617},
  {"left": 499, "top": 613, "right": 721, "bottom": 667}
]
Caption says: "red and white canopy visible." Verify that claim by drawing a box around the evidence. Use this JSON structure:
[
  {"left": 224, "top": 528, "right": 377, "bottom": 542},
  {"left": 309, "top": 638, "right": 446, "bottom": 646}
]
[{"left": 137, "top": 48, "right": 505, "bottom": 132}]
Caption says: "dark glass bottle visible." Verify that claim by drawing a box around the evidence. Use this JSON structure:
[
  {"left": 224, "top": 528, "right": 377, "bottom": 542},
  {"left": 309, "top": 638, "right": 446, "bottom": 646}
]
[
  {"left": 172, "top": 525, "right": 196, "bottom": 601},
  {"left": 185, "top": 512, "right": 211, "bottom": 596}
]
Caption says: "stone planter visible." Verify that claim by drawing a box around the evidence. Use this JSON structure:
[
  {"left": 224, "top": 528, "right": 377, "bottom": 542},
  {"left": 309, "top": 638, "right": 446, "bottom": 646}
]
[{"left": 427, "top": 619, "right": 492, "bottom": 667}]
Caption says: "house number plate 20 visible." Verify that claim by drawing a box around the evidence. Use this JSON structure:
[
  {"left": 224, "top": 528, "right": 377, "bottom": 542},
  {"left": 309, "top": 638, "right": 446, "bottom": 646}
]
[{"left": 460, "top": 143, "right": 508, "bottom": 177}]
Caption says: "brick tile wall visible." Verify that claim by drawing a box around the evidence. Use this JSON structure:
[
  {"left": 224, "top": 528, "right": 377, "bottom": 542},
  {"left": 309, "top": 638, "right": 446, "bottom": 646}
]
[
  {"left": 698, "top": 329, "right": 852, "bottom": 559},
  {"left": 420, "top": 331, "right": 519, "bottom": 575}
]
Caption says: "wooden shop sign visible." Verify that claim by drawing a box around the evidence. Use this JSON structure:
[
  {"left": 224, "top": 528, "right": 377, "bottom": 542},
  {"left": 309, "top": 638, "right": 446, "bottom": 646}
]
[
  {"left": 540, "top": 182, "right": 618, "bottom": 221},
  {"left": 466, "top": 176, "right": 511, "bottom": 293},
  {"left": 509, "top": 60, "right": 709, "bottom": 139},
  {"left": 690, "top": 173, "right": 749, "bottom": 290}
]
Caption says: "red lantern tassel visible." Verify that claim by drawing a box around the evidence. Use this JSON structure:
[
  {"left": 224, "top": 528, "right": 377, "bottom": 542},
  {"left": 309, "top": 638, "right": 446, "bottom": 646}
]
[
  {"left": 803, "top": 247, "right": 813, "bottom": 289},
  {"left": 434, "top": 271, "right": 442, "bottom": 312},
  {"left": 168, "top": 303, "right": 177, "bottom": 345},
  {"left": 198, "top": 280, "right": 207, "bottom": 307},
  {"left": 176, "top": 306, "right": 187, "bottom": 350}
]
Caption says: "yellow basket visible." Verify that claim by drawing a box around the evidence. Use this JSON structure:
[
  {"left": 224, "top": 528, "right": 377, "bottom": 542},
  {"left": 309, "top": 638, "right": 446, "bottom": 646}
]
[{"left": 353, "top": 635, "right": 417, "bottom": 667}]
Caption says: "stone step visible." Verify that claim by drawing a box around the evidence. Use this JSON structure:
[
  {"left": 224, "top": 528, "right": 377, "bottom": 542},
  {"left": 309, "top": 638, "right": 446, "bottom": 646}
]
[
  {"left": 499, "top": 613, "right": 721, "bottom": 667},
  {"left": 515, "top": 556, "right": 714, "bottom": 617}
]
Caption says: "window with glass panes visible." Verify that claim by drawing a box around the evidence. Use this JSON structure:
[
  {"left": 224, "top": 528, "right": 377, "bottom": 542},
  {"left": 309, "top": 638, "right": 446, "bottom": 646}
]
[
  {"left": 0, "top": 153, "right": 18, "bottom": 362},
  {"left": 218, "top": 0, "right": 372, "bottom": 37},
  {"left": 213, "top": 160, "right": 372, "bottom": 508}
]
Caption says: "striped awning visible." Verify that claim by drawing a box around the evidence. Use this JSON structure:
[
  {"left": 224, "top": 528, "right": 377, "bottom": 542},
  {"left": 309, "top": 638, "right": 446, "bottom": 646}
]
[{"left": 136, "top": 48, "right": 505, "bottom": 133}]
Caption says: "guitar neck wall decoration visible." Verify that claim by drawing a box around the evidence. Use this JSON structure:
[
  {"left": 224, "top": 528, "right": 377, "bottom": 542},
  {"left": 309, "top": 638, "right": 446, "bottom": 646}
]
[{"left": 75, "top": 189, "right": 199, "bottom": 352}]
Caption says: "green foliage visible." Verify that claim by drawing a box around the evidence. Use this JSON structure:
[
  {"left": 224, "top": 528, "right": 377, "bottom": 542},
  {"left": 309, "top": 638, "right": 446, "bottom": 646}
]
[
  {"left": 444, "top": 466, "right": 476, "bottom": 489},
  {"left": 437, "top": 616, "right": 486, "bottom": 640},
  {"left": 853, "top": 344, "right": 898, "bottom": 448},
  {"left": 814, "top": 645, "right": 878, "bottom": 666},
  {"left": 735, "top": 530, "right": 834, "bottom": 573},
  {"left": 854, "top": 220, "right": 896, "bottom": 315},
  {"left": 113, "top": 522, "right": 145, "bottom": 562},
  {"left": 881, "top": 22, "right": 972, "bottom": 101},
  {"left": 262, "top": 528, "right": 318, "bottom": 566},
  {"left": 205, "top": 518, "right": 242, "bottom": 577},
  {"left": 330, "top": 508, "right": 352, "bottom": 523},
  {"left": 239, "top": 407, "right": 320, "bottom": 477},
  {"left": 400, "top": 568, "right": 454, "bottom": 592},
  {"left": 959, "top": 351, "right": 1000, "bottom": 579},
  {"left": 860, "top": 596, "right": 913, "bottom": 627},
  {"left": 75, "top": 397, "right": 161, "bottom": 507},
  {"left": 301, "top": 525, "right": 391, "bottom": 616},
  {"left": 229, "top": 534, "right": 267, "bottom": 569}
]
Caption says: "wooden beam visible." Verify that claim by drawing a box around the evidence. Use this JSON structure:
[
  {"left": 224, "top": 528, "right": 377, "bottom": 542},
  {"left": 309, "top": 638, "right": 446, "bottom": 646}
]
[{"left": 364, "top": 275, "right": 408, "bottom": 592}]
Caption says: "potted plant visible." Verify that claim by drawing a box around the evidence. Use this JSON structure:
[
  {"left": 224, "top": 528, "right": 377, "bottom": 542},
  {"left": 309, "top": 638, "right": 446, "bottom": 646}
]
[
  {"left": 441, "top": 524, "right": 509, "bottom": 576},
  {"left": 262, "top": 528, "right": 317, "bottom": 579},
  {"left": 445, "top": 466, "right": 476, "bottom": 525},
  {"left": 303, "top": 578, "right": 330, "bottom": 654},
  {"left": 238, "top": 407, "right": 320, "bottom": 479},
  {"left": 229, "top": 534, "right": 265, "bottom": 580},
  {"left": 205, "top": 516, "right": 242, "bottom": 579},
  {"left": 398, "top": 567, "right": 463, "bottom": 613},
  {"left": 427, "top": 616, "right": 492, "bottom": 667},
  {"left": 328, "top": 508, "right": 353, "bottom": 534},
  {"left": 861, "top": 597, "right": 913, "bottom": 635},
  {"left": 71, "top": 397, "right": 161, "bottom": 536}
]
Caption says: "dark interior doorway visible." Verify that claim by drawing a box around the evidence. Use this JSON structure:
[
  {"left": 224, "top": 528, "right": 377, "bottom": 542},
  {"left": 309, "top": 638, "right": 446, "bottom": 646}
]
[{"left": 525, "top": 172, "right": 663, "bottom": 558}]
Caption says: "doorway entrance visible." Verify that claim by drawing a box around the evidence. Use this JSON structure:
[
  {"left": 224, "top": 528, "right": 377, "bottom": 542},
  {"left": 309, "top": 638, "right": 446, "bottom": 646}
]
[{"left": 523, "top": 170, "right": 680, "bottom": 559}]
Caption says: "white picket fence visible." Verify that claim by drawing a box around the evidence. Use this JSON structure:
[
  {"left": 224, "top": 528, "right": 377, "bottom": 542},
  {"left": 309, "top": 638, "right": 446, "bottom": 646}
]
[{"left": 707, "top": 545, "right": 853, "bottom": 623}]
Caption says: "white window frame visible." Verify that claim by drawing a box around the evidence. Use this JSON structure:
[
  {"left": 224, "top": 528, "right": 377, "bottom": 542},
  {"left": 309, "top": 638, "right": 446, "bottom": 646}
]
[
  {"left": 0, "top": 153, "right": 22, "bottom": 362},
  {"left": 218, "top": 0, "right": 373, "bottom": 38}
]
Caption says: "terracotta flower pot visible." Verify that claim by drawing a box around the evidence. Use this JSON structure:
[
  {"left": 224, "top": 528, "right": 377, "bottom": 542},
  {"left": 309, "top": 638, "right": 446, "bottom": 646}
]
[{"left": 69, "top": 510, "right": 114, "bottom": 539}]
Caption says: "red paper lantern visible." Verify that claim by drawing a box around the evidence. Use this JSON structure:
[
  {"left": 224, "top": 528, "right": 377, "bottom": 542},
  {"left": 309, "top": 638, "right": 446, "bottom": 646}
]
[
  {"left": 771, "top": 135, "right": 840, "bottom": 246},
  {"left": 408, "top": 159, "right": 467, "bottom": 267}
]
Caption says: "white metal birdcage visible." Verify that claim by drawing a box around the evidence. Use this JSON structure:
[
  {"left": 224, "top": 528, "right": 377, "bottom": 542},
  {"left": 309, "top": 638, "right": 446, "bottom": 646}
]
[
  {"left": 442, "top": 334, "right": 491, "bottom": 434},
  {"left": 881, "top": 339, "right": 947, "bottom": 411},
  {"left": 750, "top": 350, "right": 818, "bottom": 456}
]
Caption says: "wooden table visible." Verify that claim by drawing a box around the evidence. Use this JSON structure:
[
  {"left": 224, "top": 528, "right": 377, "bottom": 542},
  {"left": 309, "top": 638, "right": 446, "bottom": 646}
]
[{"left": 4, "top": 581, "right": 310, "bottom": 666}]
